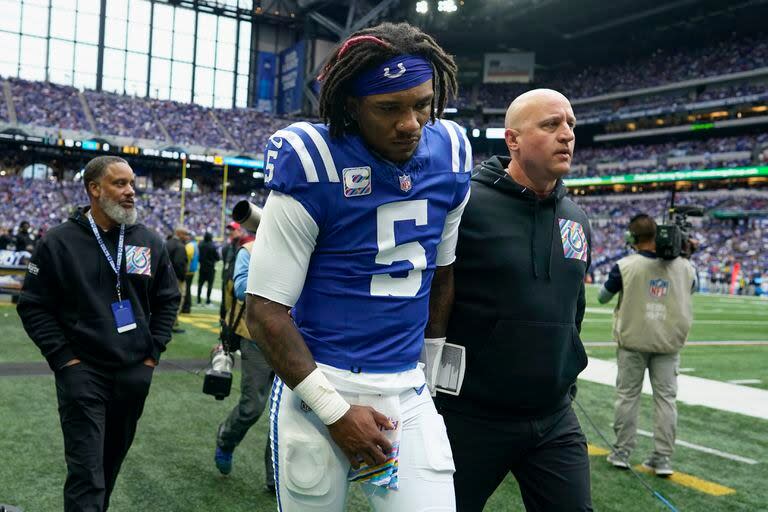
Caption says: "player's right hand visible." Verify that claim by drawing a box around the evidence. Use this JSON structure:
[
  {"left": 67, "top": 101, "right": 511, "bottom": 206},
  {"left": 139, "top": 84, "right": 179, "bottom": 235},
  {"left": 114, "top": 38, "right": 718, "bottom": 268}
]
[{"left": 327, "top": 405, "right": 394, "bottom": 469}]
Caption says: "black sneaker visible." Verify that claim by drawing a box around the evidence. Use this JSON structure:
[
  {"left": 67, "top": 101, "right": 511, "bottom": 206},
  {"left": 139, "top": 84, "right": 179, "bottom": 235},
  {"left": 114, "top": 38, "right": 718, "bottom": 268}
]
[{"left": 215, "top": 446, "right": 234, "bottom": 475}]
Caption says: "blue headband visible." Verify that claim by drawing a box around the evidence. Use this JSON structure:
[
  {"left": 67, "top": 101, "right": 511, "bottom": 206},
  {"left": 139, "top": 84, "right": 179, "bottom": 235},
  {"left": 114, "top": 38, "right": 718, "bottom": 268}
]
[{"left": 350, "top": 55, "right": 434, "bottom": 97}]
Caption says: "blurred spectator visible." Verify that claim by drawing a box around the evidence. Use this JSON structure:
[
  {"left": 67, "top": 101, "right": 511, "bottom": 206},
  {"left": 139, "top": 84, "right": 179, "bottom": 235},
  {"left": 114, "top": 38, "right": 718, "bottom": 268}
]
[
  {"left": 86, "top": 91, "right": 165, "bottom": 141},
  {"left": 197, "top": 232, "right": 219, "bottom": 306},
  {"left": 473, "top": 34, "right": 768, "bottom": 107},
  {"left": 182, "top": 234, "right": 199, "bottom": 314},
  {"left": 10, "top": 77, "right": 88, "bottom": 131}
]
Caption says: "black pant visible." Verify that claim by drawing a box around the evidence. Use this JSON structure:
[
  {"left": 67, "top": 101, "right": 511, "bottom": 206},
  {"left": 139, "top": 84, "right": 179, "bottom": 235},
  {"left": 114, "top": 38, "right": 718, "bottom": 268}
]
[
  {"left": 182, "top": 273, "right": 194, "bottom": 313},
  {"left": 197, "top": 269, "right": 215, "bottom": 303},
  {"left": 442, "top": 404, "right": 593, "bottom": 512},
  {"left": 55, "top": 361, "right": 154, "bottom": 512}
]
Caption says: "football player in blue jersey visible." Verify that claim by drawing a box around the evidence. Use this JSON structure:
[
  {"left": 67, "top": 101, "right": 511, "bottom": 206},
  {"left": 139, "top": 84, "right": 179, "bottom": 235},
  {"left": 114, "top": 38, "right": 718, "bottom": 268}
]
[{"left": 244, "top": 22, "right": 471, "bottom": 512}]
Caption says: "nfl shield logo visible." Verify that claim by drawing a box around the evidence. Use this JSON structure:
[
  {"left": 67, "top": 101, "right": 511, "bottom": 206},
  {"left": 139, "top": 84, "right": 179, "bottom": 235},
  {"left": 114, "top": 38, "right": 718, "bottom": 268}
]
[
  {"left": 649, "top": 279, "right": 669, "bottom": 298},
  {"left": 399, "top": 174, "right": 412, "bottom": 192}
]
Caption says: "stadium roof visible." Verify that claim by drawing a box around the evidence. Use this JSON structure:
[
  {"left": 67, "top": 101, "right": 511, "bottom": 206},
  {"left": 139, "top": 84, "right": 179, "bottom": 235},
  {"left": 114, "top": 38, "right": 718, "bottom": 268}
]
[{"left": 304, "top": 0, "right": 768, "bottom": 70}]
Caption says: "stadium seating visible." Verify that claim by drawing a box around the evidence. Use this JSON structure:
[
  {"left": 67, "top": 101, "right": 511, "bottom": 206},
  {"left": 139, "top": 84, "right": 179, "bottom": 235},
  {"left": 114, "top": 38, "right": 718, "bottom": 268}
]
[
  {"left": 469, "top": 35, "right": 768, "bottom": 109},
  {"left": 213, "top": 108, "right": 291, "bottom": 155},
  {"left": 572, "top": 190, "right": 768, "bottom": 293},
  {"left": 2, "top": 33, "right": 767, "bottom": 160},
  {"left": 0, "top": 173, "right": 762, "bottom": 293},
  {"left": 0, "top": 175, "right": 267, "bottom": 240},
  {"left": 84, "top": 90, "right": 166, "bottom": 142},
  {"left": 8, "top": 77, "right": 89, "bottom": 132},
  {"left": 570, "top": 135, "right": 766, "bottom": 177}
]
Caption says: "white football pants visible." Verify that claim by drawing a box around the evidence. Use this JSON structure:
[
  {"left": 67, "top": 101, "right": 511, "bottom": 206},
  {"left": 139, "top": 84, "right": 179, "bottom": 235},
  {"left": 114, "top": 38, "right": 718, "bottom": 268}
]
[{"left": 268, "top": 377, "right": 456, "bottom": 512}]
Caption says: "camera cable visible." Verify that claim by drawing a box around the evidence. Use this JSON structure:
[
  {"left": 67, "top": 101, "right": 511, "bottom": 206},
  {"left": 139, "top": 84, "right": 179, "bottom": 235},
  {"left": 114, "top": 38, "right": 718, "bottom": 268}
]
[
  {"left": 160, "top": 359, "right": 203, "bottom": 377},
  {"left": 573, "top": 398, "right": 679, "bottom": 512}
]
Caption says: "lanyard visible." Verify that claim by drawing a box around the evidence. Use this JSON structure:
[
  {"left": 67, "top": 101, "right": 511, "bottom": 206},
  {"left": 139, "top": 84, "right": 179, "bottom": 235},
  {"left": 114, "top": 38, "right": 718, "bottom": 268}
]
[{"left": 87, "top": 211, "right": 125, "bottom": 302}]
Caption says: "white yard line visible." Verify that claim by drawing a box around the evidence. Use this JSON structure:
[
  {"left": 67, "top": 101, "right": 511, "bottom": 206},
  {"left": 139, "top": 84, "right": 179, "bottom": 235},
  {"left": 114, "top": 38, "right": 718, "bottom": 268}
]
[
  {"left": 583, "top": 340, "right": 768, "bottom": 347},
  {"left": 727, "top": 379, "right": 762, "bottom": 385},
  {"left": 585, "top": 307, "right": 613, "bottom": 315},
  {"left": 579, "top": 357, "right": 768, "bottom": 420},
  {"left": 635, "top": 429, "right": 759, "bottom": 465},
  {"left": 583, "top": 318, "right": 768, "bottom": 325}
]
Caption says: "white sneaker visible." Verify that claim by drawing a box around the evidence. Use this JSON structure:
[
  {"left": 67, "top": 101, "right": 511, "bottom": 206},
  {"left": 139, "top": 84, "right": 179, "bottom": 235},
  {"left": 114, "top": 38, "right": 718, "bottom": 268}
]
[
  {"left": 642, "top": 455, "right": 674, "bottom": 477},
  {"left": 607, "top": 450, "right": 630, "bottom": 469}
]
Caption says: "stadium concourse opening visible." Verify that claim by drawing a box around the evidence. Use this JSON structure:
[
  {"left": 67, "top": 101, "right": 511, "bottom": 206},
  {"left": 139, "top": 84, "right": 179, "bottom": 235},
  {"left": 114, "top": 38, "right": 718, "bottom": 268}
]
[{"left": 1, "top": 0, "right": 767, "bottom": 510}]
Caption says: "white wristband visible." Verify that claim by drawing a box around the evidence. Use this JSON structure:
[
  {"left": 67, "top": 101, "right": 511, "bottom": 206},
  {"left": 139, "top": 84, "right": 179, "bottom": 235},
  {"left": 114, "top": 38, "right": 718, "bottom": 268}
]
[{"left": 293, "top": 368, "right": 351, "bottom": 425}]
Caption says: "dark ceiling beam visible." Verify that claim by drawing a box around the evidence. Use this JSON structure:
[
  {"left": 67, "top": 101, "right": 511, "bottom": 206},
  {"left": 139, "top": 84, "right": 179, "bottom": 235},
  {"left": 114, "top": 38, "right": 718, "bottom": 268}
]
[
  {"left": 153, "top": 0, "right": 299, "bottom": 23},
  {"left": 347, "top": 0, "right": 399, "bottom": 36},
  {"left": 308, "top": 11, "right": 345, "bottom": 37},
  {"left": 562, "top": 0, "right": 700, "bottom": 39},
  {"left": 345, "top": 0, "right": 358, "bottom": 31}
]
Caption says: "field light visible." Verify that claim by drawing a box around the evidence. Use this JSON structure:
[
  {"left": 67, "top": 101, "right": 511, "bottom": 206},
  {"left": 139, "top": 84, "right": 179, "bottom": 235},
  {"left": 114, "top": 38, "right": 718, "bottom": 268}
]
[
  {"left": 416, "top": 1, "right": 428, "bottom": 14},
  {"left": 437, "top": 0, "right": 457, "bottom": 12}
]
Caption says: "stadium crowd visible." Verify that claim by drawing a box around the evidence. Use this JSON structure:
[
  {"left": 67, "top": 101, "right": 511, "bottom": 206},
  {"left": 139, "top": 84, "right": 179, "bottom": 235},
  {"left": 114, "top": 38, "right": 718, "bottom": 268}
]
[
  {"left": 568, "top": 134, "right": 767, "bottom": 177},
  {"left": 0, "top": 173, "right": 763, "bottom": 295},
  {"left": 8, "top": 77, "right": 89, "bottom": 132},
  {"left": 573, "top": 191, "right": 768, "bottom": 294},
  {"left": 85, "top": 90, "right": 166, "bottom": 142},
  {"left": 471, "top": 34, "right": 768, "bottom": 108},
  {"left": 1, "top": 34, "right": 766, "bottom": 156},
  {"left": 0, "top": 175, "right": 267, "bottom": 243}
]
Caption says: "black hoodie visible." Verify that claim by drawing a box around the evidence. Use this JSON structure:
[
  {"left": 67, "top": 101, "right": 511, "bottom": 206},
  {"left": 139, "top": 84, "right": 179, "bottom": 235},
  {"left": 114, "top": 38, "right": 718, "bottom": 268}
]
[
  {"left": 17, "top": 207, "right": 181, "bottom": 371},
  {"left": 438, "top": 156, "right": 591, "bottom": 419}
]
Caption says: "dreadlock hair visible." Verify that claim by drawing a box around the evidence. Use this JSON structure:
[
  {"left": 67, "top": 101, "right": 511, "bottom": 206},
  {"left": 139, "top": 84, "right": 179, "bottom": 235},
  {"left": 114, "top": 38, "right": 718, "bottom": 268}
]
[{"left": 318, "top": 22, "right": 458, "bottom": 138}]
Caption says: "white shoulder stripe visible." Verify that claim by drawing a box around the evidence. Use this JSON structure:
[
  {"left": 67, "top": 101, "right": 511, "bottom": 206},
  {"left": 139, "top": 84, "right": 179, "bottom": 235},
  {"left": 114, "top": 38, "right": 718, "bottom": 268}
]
[
  {"left": 439, "top": 119, "right": 461, "bottom": 173},
  {"left": 273, "top": 129, "right": 319, "bottom": 183},
  {"left": 291, "top": 122, "right": 340, "bottom": 183},
  {"left": 458, "top": 124, "right": 473, "bottom": 172}
]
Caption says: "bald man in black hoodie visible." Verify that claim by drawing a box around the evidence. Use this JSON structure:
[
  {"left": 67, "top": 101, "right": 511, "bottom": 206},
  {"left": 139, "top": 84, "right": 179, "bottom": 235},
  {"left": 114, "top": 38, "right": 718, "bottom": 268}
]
[{"left": 436, "top": 89, "right": 593, "bottom": 511}]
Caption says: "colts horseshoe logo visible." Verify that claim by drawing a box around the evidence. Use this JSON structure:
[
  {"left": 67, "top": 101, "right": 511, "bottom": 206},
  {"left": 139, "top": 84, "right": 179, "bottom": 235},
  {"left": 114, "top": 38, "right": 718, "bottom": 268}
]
[{"left": 383, "top": 62, "right": 407, "bottom": 79}]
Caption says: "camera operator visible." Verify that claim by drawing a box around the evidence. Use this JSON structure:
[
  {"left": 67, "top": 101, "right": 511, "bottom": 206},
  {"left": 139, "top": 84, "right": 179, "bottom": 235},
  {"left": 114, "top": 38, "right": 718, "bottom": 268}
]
[
  {"left": 213, "top": 225, "right": 274, "bottom": 491},
  {"left": 599, "top": 214, "right": 697, "bottom": 477}
]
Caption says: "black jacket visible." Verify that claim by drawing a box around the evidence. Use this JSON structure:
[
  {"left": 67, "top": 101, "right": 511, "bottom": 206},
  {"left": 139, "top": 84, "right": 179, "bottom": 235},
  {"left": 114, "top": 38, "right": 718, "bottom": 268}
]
[
  {"left": 165, "top": 237, "right": 188, "bottom": 281},
  {"left": 17, "top": 208, "right": 181, "bottom": 371},
  {"left": 198, "top": 239, "right": 220, "bottom": 274},
  {"left": 439, "top": 156, "right": 591, "bottom": 418}
]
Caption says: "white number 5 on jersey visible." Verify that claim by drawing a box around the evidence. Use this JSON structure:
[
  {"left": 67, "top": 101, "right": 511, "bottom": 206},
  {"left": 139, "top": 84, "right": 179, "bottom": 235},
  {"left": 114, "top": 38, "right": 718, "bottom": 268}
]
[{"left": 371, "top": 200, "right": 428, "bottom": 297}]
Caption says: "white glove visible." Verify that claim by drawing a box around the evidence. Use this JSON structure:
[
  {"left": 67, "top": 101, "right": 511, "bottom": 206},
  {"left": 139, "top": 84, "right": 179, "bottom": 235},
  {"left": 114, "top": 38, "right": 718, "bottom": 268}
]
[{"left": 420, "top": 337, "right": 446, "bottom": 397}]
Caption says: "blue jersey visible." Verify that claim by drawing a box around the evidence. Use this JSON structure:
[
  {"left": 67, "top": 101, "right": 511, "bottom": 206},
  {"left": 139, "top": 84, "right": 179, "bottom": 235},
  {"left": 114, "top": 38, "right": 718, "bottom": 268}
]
[{"left": 264, "top": 120, "right": 472, "bottom": 372}]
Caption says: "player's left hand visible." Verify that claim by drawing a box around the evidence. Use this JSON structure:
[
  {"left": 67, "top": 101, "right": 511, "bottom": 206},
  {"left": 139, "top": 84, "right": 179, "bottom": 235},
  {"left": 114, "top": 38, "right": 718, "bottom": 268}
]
[{"left": 327, "top": 405, "right": 394, "bottom": 469}]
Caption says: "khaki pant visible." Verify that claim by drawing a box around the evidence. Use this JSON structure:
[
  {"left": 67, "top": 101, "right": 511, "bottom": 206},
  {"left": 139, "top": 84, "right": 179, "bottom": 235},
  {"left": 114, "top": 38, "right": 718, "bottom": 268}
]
[
  {"left": 613, "top": 348, "right": 679, "bottom": 458},
  {"left": 174, "top": 280, "right": 186, "bottom": 328}
]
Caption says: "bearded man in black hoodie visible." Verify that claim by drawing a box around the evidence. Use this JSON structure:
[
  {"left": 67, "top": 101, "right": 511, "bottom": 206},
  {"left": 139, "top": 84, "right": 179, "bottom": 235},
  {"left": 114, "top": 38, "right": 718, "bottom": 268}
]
[
  {"left": 18, "top": 156, "right": 180, "bottom": 512},
  {"left": 436, "top": 89, "right": 593, "bottom": 511}
]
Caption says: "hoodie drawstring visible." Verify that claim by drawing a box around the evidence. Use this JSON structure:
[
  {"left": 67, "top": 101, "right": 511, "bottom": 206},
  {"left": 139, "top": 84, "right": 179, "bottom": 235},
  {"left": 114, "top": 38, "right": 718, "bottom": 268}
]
[
  {"left": 531, "top": 201, "right": 539, "bottom": 278},
  {"left": 547, "top": 201, "right": 557, "bottom": 280}
]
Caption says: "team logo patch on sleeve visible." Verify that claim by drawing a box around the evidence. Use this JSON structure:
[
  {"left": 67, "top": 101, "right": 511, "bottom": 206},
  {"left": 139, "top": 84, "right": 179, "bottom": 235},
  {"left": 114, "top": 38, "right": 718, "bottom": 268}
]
[
  {"left": 343, "top": 167, "right": 372, "bottom": 197},
  {"left": 649, "top": 279, "right": 669, "bottom": 298},
  {"left": 125, "top": 245, "right": 152, "bottom": 276},
  {"left": 558, "top": 219, "right": 588, "bottom": 262}
]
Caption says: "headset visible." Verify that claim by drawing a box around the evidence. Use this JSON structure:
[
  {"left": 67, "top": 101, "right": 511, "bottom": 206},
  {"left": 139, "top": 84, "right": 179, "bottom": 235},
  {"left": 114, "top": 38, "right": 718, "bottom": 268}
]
[{"left": 624, "top": 213, "right": 651, "bottom": 246}]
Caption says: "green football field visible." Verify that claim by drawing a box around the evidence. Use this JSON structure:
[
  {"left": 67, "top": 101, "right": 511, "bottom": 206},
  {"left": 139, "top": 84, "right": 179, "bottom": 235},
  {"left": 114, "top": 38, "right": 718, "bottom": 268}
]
[{"left": 1, "top": 286, "right": 766, "bottom": 511}]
